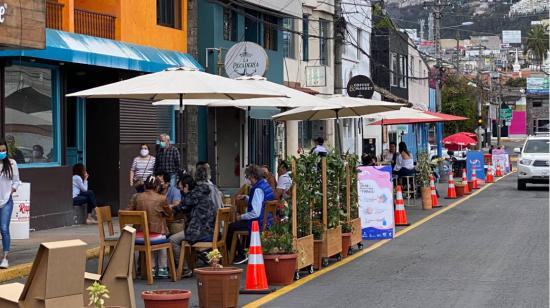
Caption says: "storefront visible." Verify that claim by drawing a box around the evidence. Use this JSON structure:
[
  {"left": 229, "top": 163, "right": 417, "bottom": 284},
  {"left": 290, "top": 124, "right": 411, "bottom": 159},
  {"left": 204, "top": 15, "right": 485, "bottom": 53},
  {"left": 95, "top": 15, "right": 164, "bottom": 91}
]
[{"left": 0, "top": 29, "right": 201, "bottom": 230}]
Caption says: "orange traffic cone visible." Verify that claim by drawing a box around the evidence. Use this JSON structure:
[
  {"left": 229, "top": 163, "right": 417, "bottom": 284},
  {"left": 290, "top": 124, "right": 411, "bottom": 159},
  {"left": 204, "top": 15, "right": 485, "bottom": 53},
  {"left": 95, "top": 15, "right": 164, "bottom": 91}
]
[
  {"left": 394, "top": 185, "right": 410, "bottom": 226},
  {"left": 462, "top": 169, "right": 471, "bottom": 195},
  {"left": 486, "top": 165, "right": 494, "bottom": 183},
  {"left": 472, "top": 168, "right": 479, "bottom": 189},
  {"left": 495, "top": 162, "right": 503, "bottom": 177},
  {"left": 430, "top": 175, "right": 440, "bottom": 208},
  {"left": 240, "top": 221, "right": 273, "bottom": 294},
  {"left": 446, "top": 172, "right": 457, "bottom": 199}
]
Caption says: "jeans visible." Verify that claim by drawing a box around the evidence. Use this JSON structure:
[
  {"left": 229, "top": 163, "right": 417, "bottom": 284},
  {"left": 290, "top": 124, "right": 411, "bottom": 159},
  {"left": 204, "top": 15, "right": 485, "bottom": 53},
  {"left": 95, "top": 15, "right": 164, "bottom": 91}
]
[
  {"left": 169, "top": 230, "right": 186, "bottom": 263},
  {"left": 73, "top": 191, "right": 97, "bottom": 214},
  {"left": 0, "top": 197, "right": 13, "bottom": 252}
]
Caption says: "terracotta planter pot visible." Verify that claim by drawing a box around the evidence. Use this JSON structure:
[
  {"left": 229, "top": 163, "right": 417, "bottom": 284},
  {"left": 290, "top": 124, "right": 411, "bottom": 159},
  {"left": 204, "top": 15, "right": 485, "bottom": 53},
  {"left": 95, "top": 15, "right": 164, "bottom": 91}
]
[
  {"left": 421, "top": 187, "right": 432, "bottom": 210},
  {"left": 141, "top": 289, "right": 192, "bottom": 308},
  {"left": 341, "top": 233, "right": 352, "bottom": 258},
  {"left": 194, "top": 267, "right": 242, "bottom": 308},
  {"left": 313, "top": 240, "right": 323, "bottom": 270},
  {"left": 467, "top": 181, "right": 474, "bottom": 191},
  {"left": 455, "top": 184, "right": 465, "bottom": 197},
  {"left": 264, "top": 254, "right": 298, "bottom": 285}
]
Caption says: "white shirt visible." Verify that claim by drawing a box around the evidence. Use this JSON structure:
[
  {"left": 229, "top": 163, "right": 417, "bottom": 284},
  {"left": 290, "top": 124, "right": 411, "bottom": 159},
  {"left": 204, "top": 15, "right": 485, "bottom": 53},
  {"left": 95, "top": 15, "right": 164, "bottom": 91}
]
[
  {"left": 313, "top": 145, "right": 328, "bottom": 154},
  {"left": 394, "top": 154, "right": 414, "bottom": 171},
  {"left": 72, "top": 175, "right": 88, "bottom": 198},
  {"left": 0, "top": 159, "right": 20, "bottom": 207},
  {"left": 276, "top": 172, "right": 292, "bottom": 197}
]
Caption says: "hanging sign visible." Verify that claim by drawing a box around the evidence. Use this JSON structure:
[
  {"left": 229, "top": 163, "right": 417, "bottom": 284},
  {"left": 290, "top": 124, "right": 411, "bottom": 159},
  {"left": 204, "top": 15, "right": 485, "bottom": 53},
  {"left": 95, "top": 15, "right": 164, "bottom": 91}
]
[
  {"left": 224, "top": 41, "right": 268, "bottom": 79},
  {"left": 358, "top": 166, "right": 394, "bottom": 240},
  {"left": 466, "top": 151, "right": 485, "bottom": 180},
  {"left": 346, "top": 75, "right": 374, "bottom": 98}
]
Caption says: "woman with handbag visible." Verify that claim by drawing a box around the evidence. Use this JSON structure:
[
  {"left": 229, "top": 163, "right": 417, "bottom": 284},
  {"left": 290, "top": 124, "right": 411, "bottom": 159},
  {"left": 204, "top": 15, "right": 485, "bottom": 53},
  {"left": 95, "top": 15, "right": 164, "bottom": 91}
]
[{"left": 130, "top": 144, "right": 155, "bottom": 192}]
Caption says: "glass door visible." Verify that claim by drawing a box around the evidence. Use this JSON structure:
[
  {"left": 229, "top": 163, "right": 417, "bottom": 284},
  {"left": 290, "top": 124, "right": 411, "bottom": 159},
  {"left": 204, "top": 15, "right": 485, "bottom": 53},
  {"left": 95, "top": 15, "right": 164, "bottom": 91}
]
[{"left": 66, "top": 97, "right": 85, "bottom": 166}]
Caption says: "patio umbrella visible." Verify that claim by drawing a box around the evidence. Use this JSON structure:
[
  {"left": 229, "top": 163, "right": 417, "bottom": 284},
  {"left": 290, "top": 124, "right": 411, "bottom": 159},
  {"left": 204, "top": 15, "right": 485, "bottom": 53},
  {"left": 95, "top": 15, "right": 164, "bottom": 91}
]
[
  {"left": 423, "top": 111, "right": 469, "bottom": 122},
  {"left": 457, "top": 131, "right": 477, "bottom": 140},
  {"left": 442, "top": 133, "right": 477, "bottom": 147},
  {"left": 368, "top": 108, "right": 452, "bottom": 126}
]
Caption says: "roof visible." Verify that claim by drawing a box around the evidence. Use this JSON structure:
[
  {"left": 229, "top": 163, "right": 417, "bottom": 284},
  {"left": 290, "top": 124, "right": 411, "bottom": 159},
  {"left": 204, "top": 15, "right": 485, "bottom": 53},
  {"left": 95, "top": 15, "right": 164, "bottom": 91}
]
[{"left": 0, "top": 29, "right": 202, "bottom": 73}]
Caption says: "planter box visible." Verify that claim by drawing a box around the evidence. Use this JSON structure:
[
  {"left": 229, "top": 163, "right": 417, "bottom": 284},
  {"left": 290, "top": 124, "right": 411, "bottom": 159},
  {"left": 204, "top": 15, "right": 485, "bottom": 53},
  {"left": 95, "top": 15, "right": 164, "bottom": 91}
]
[
  {"left": 350, "top": 218, "right": 362, "bottom": 247},
  {"left": 294, "top": 234, "right": 314, "bottom": 271},
  {"left": 313, "top": 240, "right": 323, "bottom": 270},
  {"left": 321, "top": 226, "right": 342, "bottom": 259},
  {"left": 455, "top": 184, "right": 465, "bottom": 197}
]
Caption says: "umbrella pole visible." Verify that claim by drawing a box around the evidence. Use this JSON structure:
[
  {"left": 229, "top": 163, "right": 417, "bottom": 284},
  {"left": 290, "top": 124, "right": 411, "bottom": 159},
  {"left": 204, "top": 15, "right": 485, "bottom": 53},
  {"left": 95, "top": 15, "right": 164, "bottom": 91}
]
[{"left": 178, "top": 94, "right": 184, "bottom": 160}]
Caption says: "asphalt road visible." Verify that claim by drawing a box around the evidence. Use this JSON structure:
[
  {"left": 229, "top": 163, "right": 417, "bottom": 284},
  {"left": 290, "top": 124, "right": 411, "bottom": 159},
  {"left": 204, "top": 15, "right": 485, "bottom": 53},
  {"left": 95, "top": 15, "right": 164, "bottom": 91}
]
[{"left": 262, "top": 174, "right": 549, "bottom": 308}]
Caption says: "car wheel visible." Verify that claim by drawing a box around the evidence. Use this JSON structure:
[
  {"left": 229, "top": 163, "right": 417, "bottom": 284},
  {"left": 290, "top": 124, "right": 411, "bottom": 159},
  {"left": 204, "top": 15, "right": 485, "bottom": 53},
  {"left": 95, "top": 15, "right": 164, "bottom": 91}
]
[{"left": 517, "top": 180, "right": 526, "bottom": 190}]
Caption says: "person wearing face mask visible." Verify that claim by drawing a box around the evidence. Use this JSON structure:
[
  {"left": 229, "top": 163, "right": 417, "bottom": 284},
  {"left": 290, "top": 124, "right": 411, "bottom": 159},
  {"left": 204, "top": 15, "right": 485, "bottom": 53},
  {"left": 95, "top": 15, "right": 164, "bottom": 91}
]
[
  {"left": 0, "top": 139, "right": 20, "bottom": 269},
  {"left": 31, "top": 145, "right": 47, "bottom": 163},
  {"left": 154, "top": 134, "right": 181, "bottom": 187},
  {"left": 130, "top": 144, "right": 155, "bottom": 193}
]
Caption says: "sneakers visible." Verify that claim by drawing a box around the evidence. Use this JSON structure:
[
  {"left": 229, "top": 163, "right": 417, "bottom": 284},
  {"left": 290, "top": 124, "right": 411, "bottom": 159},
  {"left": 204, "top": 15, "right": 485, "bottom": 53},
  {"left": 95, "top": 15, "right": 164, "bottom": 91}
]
[
  {"left": 182, "top": 269, "right": 193, "bottom": 278},
  {"left": 233, "top": 255, "right": 248, "bottom": 265},
  {"left": 0, "top": 258, "right": 8, "bottom": 269},
  {"left": 156, "top": 267, "right": 169, "bottom": 278},
  {"left": 86, "top": 217, "right": 98, "bottom": 225}
]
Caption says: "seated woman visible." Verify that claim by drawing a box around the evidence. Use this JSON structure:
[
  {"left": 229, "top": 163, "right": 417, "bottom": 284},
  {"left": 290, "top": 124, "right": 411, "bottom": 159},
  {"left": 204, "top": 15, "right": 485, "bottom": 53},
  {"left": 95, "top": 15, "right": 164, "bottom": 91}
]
[
  {"left": 128, "top": 175, "right": 172, "bottom": 278},
  {"left": 393, "top": 142, "right": 415, "bottom": 178},
  {"left": 72, "top": 164, "right": 97, "bottom": 225},
  {"left": 169, "top": 166, "right": 217, "bottom": 275}
]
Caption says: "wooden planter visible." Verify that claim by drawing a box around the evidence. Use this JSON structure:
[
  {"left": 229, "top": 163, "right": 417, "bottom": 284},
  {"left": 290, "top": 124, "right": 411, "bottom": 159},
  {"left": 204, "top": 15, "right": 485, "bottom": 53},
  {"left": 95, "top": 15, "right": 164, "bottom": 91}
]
[
  {"left": 321, "top": 226, "right": 342, "bottom": 259},
  {"left": 350, "top": 218, "right": 362, "bottom": 248},
  {"left": 455, "top": 184, "right": 465, "bottom": 197},
  {"left": 313, "top": 240, "right": 323, "bottom": 270},
  {"left": 294, "top": 234, "right": 314, "bottom": 272},
  {"left": 421, "top": 187, "right": 432, "bottom": 210}
]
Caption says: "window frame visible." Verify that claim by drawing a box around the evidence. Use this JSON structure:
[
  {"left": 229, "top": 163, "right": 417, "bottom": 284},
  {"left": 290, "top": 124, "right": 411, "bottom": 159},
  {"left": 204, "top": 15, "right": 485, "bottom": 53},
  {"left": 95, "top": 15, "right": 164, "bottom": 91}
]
[
  {"left": 399, "top": 54, "right": 408, "bottom": 88},
  {"left": 282, "top": 18, "right": 295, "bottom": 59},
  {"left": 4, "top": 61, "right": 62, "bottom": 169},
  {"left": 356, "top": 28, "right": 362, "bottom": 60},
  {"left": 302, "top": 15, "right": 309, "bottom": 61},
  {"left": 156, "top": 0, "right": 182, "bottom": 29},
  {"left": 390, "top": 52, "right": 399, "bottom": 87},
  {"left": 223, "top": 7, "right": 237, "bottom": 41},
  {"left": 319, "top": 18, "right": 330, "bottom": 66},
  {"left": 262, "top": 14, "right": 278, "bottom": 51}
]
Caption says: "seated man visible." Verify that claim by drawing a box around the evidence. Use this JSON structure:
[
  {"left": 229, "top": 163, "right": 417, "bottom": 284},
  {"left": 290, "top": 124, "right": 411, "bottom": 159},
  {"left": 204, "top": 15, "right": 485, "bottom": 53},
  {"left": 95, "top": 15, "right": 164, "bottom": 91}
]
[
  {"left": 226, "top": 165, "right": 274, "bottom": 264},
  {"left": 274, "top": 161, "right": 292, "bottom": 200}
]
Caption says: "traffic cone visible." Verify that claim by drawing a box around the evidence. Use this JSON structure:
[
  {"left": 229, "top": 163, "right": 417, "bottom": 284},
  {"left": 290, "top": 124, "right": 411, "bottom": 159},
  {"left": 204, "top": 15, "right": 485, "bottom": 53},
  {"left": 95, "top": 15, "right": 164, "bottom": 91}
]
[
  {"left": 486, "top": 165, "right": 494, "bottom": 183},
  {"left": 394, "top": 185, "right": 410, "bottom": 226},
  {"left": 446, "top": 172, "right": 457, "bottom": 199},
  {"left": 462, "top": 169, "right": 471, "bottom": 195},
  {"left": 430, "top": 176, "right": 441, "bottom": 208},
  {"left": 472, "top": 168, "right": 479, "bottom": 189},
  {"left": 495, "top": 163, "right": 503, "bottom": 177},
  {"left": 240, "top": 220, "right": 274, "bottom": 294}
]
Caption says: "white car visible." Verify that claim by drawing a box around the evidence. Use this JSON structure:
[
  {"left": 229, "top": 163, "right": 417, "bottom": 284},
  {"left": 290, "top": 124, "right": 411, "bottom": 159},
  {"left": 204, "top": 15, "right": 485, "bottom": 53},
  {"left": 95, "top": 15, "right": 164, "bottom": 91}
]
[{"left": 514, "top": 135, "right": 550, "bottom": 190}]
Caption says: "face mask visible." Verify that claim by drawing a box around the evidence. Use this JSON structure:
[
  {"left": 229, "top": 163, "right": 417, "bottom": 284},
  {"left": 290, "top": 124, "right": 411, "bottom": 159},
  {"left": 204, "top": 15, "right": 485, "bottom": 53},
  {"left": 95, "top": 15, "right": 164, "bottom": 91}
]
[
  {"left": 159, "top": 141, "right": 166, "bottom": 148},
  {"left": 244, "top": 177, "right": 251, "bottom": 185},
  {"left": 33, "top": 151, "right": 41, "bottom": 158},
  {"left": 140, "top": 149, "right": 149, "bottom": 157},
  {"left": 0, "top": 152, "right": 7, "bottom": 160}
]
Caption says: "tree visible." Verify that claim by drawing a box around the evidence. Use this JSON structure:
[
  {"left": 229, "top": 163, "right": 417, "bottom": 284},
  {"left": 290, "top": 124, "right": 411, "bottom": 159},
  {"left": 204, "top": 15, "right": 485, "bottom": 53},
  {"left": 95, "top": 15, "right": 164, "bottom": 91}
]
[
  {"left": 441, "top": 74, "right": 477, "bottom": 135},
  {"left": 504, "top": 77, "right": 527, "bottom": 88},
  {"left": 524, "top": 25, "right": 549, "bottom": 66}
]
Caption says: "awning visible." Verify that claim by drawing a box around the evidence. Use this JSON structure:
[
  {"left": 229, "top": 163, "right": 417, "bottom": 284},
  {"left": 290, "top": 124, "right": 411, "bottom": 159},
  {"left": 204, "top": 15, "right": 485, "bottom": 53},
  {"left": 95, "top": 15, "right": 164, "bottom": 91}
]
[{"left": 0, "top": 29, "right": 202, "bottom": 73}]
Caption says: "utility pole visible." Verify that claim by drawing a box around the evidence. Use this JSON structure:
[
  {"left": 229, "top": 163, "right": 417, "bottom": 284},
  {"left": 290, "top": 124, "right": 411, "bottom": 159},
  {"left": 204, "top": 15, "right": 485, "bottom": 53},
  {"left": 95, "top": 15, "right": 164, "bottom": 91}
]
[
  {"left": 497, "top": 77, "right": 503, "bottom": 146},
  {"left": 334, "top": 0, "right": 344, "bottom": 152}
]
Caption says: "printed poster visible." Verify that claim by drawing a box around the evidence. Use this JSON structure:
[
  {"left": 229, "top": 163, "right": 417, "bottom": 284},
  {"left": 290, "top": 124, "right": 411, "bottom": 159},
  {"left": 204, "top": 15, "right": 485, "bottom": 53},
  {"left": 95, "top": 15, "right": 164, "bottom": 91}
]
[
  {"left": 466, "top": 151, "right": 486, "bottom": 180},
  {"left": 358, "top": 166, "right": 394, "bottom": 240},
  {"left": 492, "top": 154, "right": 510, "bottom": 173}
]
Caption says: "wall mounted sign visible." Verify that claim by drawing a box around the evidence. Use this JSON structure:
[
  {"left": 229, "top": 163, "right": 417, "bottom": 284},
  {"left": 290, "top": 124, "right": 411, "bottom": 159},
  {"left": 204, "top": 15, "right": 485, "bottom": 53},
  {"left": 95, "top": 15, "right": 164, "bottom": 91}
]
[
  {"left": 305, "top": 66, "right": 327, "bottom": 87},
  {"left": 346, "top": 75, "right": 374, "bottom": 98},
  {"left": 224, "top": 41, "right": 268, "bottom": 79},
  {"left": 0, "top": 0, "right": 45, "bottom": 49}
]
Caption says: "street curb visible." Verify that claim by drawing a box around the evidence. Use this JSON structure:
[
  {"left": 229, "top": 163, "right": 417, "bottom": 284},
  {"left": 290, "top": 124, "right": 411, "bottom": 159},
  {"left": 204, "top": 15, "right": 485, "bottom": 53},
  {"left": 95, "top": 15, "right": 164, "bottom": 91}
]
[{"left": 0, "top": 247, "right": 100, "bottom": 283}]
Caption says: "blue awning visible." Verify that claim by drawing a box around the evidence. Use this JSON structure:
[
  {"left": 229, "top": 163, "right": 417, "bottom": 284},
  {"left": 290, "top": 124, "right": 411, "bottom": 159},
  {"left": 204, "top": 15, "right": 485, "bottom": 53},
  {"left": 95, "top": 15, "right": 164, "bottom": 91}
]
[{"left": 0, "top": 29, "right": 202, "bottom": 73}]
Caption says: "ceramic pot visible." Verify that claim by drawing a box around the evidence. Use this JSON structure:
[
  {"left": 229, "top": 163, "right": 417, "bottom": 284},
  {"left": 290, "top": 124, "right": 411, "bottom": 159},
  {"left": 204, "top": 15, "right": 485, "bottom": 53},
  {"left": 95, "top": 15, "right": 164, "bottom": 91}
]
[
  {"left": 194, "top": 267, "right": 242, "bottom": 308},
  {"left": 141, "top": 289, "right": 192, "bottom": 308},
  {"left": 264, "top": 254, "right": 298, "bottom": 285}
]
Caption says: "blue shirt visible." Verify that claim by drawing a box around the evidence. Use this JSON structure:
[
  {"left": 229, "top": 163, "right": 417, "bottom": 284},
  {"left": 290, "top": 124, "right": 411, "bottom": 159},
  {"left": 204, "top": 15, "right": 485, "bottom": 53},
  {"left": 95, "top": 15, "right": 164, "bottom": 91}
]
[{"left": 165, "top": 185, "right": 181, "bottom": 205}]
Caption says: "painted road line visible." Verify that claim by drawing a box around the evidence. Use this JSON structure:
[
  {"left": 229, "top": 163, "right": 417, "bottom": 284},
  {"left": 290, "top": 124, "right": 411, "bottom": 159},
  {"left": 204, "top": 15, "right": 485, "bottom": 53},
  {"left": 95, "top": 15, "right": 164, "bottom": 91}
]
[{"left": 244, "top": 173, "right": 513, "bottom": 308}]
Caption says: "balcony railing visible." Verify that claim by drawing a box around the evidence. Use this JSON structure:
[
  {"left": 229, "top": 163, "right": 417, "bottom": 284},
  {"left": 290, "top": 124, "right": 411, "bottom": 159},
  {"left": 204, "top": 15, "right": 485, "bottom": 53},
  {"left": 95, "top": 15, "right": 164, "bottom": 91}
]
[
  {"left": 46, "top": 1, "right": 64, "bottom": 30},
  {"left": 75, "top": 9, "right": 116, "bottom": 40}
]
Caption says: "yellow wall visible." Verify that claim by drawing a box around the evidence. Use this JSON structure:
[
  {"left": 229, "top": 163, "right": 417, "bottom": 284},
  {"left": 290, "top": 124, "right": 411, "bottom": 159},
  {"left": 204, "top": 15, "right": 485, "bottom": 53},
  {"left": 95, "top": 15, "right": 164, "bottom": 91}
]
[{"left": 62, "top": 0, "right": 187, "bottom": 52}]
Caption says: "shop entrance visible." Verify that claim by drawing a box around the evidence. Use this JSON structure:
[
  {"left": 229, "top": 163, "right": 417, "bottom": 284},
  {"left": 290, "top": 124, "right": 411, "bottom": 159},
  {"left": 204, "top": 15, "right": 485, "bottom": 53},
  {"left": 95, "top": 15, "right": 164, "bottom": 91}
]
[{"left": 214, "top": 108, "right": 243, "bottom": 189}]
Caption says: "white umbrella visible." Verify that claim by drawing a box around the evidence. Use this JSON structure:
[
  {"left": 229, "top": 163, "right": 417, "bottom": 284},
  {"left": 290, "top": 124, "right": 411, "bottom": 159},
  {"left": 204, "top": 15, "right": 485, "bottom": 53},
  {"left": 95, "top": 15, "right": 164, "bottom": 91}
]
[{"left": 151, "top": 75, "right": 332, "bottom": 108}]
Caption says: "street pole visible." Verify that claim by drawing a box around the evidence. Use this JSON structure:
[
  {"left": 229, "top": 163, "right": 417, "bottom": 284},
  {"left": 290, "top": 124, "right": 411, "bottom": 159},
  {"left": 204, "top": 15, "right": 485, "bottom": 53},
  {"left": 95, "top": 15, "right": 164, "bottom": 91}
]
[
  {"left": 497, "top": 79, "right": 503, "bottom": 146},
  {"left": 455, "top": 29, "right": 460, "bottom": 72},
  {"left": 334, "top": 0, "right": 344, "bottom": 153}
]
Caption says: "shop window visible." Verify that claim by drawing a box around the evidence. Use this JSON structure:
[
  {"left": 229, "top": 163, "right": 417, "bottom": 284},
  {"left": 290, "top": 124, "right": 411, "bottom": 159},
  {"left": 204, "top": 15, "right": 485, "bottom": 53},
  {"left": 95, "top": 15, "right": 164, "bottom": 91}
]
[
  {"left": 282, "top": 18, "right": 295, "bottom": 58},
  {"left": 263, "top": 15, "right": 278, "bottom": 51},
  {"left": 4, "top": 64, "right": 60, "bottom": 166},
  {"left": 319, "top": 19, "right": 330, "bottom": 65},
  {"left": 157, "top": 0, "right": 182, "bottom": 29},
  {"left": 223, "top": 8, "right": 237, "bottom": 41},
  {"left": 244, "top": 10, "right": 259, "bottom": 44}
]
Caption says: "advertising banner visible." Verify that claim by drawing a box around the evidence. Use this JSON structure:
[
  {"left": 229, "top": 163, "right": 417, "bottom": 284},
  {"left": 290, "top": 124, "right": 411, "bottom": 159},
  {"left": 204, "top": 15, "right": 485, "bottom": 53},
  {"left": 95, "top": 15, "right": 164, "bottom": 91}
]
[
  {"left": 466, "top": 151, "right": 486, "bottom": 180},
  {"left": 492, "top": 154, "right": 510, "bottom": 173},
  {"left": 358, "top": 166, "right": 394, "bottom": 240},
  {"left": 10, "top": 182, "right": 30, "bottom": 240},
  {"left": 527, "top": 77, "right": 549, "bottom": 95}
]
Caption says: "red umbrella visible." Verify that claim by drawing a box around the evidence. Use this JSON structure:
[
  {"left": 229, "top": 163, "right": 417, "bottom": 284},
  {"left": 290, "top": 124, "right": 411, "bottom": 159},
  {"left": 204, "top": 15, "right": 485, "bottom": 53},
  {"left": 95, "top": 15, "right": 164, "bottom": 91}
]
[
  {"left": 457, "top": 131, "right": 477, "bottom": 140},
  {"left": 442, "top": 133, "right": 477, "bottom": 147}
]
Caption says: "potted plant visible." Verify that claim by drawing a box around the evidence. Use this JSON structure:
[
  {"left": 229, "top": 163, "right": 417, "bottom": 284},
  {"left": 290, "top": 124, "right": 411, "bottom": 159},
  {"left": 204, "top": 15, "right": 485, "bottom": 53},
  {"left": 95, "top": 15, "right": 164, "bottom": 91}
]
[
  {"left": 415, "top": 152, "right": 433, "bottom": 210},
  {"left": 194, "top": 249, "right": 242, "bottom": 308},
  {"left": 141, "top": 289, "right": 192, "bottom": 308},
  {"left": 87, "top": 282, "right": 110, "bottom": 308},
  {"left": 262, "top": 222, "right": 297, "bottom": 285},
  {"left": 341, "top": 222, "right": 352, "bottom": 258}
]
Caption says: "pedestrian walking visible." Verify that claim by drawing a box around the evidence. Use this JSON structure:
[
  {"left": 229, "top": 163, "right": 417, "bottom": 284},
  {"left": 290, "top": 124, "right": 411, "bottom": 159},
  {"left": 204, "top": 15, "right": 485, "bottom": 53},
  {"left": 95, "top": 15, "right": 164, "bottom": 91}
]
[
  {"left": 72, "top": 163, "right": 97, "bottom": 225},
  {"left": 0, "top": 139, "right": 20, "bottom": 269},
  {"left": 154, "top": 133, "right": 181, "bottom": 187},
  {"left": 130, "top": 144, "right": 155, "bottom": 192}
]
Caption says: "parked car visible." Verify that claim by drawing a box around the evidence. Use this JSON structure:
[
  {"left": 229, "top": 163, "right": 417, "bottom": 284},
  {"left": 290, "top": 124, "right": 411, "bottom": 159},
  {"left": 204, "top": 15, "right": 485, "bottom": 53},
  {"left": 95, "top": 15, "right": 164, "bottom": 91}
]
[{"left": 515, "top": 135, "right": 550, "bottom": 190}]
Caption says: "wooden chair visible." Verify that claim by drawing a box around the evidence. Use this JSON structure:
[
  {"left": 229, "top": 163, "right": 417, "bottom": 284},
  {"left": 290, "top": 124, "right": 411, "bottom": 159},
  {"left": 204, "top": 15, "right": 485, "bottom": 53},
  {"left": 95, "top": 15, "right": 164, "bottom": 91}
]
[
  {"left": 229, "top": 201, "right": 278, "bottom": 264},
  {"left": 177, "top": 208, "right": 232, "bottom": 279},
  {"left": 96, "top": 206, "right": 119, "bottom": 274},
  {"left": 0, "top": 240, "right": 87, "bottom": 308},
  {"left": 118, "top": 210, "right": 177, "bottom": 285},
  {"left": 84, "top": 226, "right": 136, "bottom": 308}
]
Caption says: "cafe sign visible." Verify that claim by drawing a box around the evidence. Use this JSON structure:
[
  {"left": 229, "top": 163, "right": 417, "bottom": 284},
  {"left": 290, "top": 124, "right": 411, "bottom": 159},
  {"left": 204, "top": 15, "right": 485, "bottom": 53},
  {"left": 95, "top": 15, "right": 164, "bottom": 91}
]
[
  {"left": 0, "top": 0, "right": 45, "bottom": 49},
  {"left": 225, "top": 41, "right": 268, "bottom": 79},
  {"left": 346, "top": 75, "right": 374, "bottom": 98}
]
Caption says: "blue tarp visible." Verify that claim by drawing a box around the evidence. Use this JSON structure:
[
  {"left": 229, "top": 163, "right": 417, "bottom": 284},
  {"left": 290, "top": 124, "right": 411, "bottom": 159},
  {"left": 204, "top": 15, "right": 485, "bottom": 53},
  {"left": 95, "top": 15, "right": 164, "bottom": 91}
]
[{"left": 0, "top": 29, "right": 202, "bottom": 73}]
